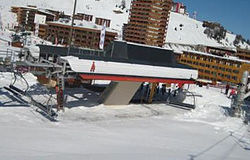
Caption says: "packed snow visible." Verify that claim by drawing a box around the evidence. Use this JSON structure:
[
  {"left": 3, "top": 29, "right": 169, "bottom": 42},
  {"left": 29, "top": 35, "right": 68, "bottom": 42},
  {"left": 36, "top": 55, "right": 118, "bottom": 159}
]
[{"left": 0, "top": 68, "right": 250, "bottom": 160}]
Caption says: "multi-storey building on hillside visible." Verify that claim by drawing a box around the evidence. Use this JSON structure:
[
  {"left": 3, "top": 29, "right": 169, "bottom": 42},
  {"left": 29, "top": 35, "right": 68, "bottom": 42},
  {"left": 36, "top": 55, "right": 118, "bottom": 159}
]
[
  {"left": 172, "top": 2, "right": 186, "bottom": 14},
  {"left": 95, "top": 17, "right": 111, "bottom": 27},
  {"left": 46, "top": 20, "right": 117, "bottom": 49},
  {"left": 11, "top": 6, "right": 57, "bottom": 31},
  {"left": 124, "top": 0, "right": 173, "bottom": 47},
  {"left": 178, "top": 50, "right": 250, "bottom": 84},
  {"left": 236, "top": 48, "right": 250, "bottom": 61},
  {"left": 11, "top": 5, "right": 117, "bottom": 49},
  {"left": 74, "top": 13, "right": 93, "bottom": 22},
  {"left": 194, "top": 45, "right": 236, "bottom": 56}
]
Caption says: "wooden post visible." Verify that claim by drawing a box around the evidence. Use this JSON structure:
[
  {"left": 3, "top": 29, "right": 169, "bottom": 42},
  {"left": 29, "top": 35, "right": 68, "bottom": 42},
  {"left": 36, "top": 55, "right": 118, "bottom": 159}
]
[{"left": 148, "top": 82, "right": 157, "bottom": 104}]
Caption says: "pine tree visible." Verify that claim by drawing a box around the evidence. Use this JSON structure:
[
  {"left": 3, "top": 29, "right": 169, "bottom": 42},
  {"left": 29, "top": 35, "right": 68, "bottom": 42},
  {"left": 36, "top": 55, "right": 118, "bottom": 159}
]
[
  {"left": 247, "top": 39, "right": 250, "bottom": 45},
  {"left": 121, "top": 0, "right": 126, "bottom": 10}
]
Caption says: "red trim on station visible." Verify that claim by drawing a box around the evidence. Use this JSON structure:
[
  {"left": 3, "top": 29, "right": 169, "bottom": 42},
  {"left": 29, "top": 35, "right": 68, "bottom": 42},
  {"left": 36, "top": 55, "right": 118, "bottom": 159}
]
[{"left": 80, "top": 74, "right": 195, "bottom": 85}]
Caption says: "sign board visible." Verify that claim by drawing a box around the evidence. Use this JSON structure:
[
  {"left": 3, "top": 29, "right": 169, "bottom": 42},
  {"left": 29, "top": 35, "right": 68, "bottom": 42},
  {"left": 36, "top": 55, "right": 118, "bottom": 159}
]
[
  {"left": 35, "top": 23, "right": 39, "bottom": 37},
  {"left": 99, "top": 22, "right": 106, "bottom": 50},
  {"left": 34, "top": 14, "right": 46, "bottom": 24}
]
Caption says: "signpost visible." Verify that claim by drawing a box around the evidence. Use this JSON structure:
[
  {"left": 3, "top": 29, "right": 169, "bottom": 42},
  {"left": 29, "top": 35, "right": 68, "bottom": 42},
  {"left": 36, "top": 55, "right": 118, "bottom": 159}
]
[
  {"left": 34, "top": 14, "right": 46, "bottom": 37},
  {"left": 99, "top": 22, "right": 106, "bottom": 50}
]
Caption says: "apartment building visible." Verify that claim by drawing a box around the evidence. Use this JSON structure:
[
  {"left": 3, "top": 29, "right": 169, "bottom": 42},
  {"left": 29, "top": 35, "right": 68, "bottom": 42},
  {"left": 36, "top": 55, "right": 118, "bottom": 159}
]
[
  {"left": 124, "top": 0, "right": 173, "bottom": 47},
  {"left": 11, "top": 6, "right": 57, "bottom": 31},
  {"left": 236, "top": 48, "right": 250, "bottom": 61},
  {"left": 178, "top": 50, "right": 250, "bottom": 84},
  {"left": 46, "top": 20, "right": 117, "bottom": 49}
]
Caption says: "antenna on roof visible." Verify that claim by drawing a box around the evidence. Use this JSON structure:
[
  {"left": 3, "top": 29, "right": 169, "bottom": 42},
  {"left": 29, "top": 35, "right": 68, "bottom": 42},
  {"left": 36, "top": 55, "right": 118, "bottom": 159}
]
[{"left": 67, "top": 0, "right": 77, "bottom": 56}]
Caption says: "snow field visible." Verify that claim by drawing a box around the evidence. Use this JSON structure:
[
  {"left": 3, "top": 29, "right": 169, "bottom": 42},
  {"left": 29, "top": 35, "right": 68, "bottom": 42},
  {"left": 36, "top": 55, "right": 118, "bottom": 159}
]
[{"left": 0, "top": 71, "right": 250, "bottom": 159}]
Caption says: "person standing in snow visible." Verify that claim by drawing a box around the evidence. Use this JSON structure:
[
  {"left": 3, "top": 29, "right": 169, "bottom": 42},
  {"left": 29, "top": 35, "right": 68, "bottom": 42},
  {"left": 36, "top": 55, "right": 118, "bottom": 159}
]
[
  {"left": 228, "top": 89, "right": 236, "bottom": 99},
  {"left": 225, "top": 84, "right": 230, "bottom": 95},
  {"left": 162, "top": 84, "right": 166, "bottom": 95},
  {"left": 55, "top": 85, "right": 64, "bottom": 111}
]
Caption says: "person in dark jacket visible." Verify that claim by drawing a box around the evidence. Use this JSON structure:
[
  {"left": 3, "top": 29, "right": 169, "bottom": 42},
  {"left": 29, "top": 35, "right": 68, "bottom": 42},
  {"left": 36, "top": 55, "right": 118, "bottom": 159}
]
[{"left": 225, "top": 84, "right": 230, "bottom": 95}]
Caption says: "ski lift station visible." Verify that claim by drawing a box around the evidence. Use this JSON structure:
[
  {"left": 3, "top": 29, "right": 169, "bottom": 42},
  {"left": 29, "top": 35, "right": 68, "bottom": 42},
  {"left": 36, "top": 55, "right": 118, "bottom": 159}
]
[
  {"left": 37, "top": 41, "right": 197, "bottom": 102},
  {"left": 1, "top": 40, "right": 199, "bottom": 120}
]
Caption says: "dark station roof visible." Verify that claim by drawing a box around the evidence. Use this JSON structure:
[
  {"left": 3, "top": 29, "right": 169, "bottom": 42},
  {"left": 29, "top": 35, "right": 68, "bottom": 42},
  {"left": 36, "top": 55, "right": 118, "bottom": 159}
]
[{"left": 38, "top": 40, "right": 195, "bottom": 70}]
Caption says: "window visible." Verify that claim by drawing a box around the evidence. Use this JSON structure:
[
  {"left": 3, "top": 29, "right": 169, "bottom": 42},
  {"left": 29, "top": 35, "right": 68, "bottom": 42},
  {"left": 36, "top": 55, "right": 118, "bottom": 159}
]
[
  {"left": 232, "top": 76, "right": 237, "bottom": 81},
  {"left": 233, "top": 70, "right": 239, "bottom": 74},
  {"left": 205, "top": 70, "right": 210, "bottom": 74},
  {"left": 200, "top": 63, "right": 205, "bottom": 67}
]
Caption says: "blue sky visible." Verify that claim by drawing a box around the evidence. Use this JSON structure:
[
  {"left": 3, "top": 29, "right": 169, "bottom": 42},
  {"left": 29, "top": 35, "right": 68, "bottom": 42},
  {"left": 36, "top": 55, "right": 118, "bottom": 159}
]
[{"left": 180, "top": 0, "right": 250, "bottom": 40}]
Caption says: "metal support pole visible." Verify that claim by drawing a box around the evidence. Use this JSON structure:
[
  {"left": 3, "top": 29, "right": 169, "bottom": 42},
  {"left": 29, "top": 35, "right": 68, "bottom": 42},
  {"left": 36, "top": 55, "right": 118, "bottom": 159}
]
[
  {"left": 67, "top": 0, "right": 77, "bottom": 56},
  {"left": 232, "top": 71, "right": 249, "bottom": 117}
]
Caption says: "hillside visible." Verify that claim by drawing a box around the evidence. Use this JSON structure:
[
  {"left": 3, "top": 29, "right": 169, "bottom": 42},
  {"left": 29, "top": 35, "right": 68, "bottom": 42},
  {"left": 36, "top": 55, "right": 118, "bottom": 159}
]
[
  {"left": 0, "top": 0, "right": 131, "bottom": 32},
  {"left": 166, "top": 12, "right": 249, "bottom": 50},
  {"left": 0, "top": 0, "right": 249, "bottom": 50}
]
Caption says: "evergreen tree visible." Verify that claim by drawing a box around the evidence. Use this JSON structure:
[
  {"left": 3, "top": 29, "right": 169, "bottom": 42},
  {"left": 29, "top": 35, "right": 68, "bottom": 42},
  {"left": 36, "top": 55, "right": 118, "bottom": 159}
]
[
  {"left": 121, "top": 0, "right": 126, "bottom": 10},
  {"left": 247, "top": 39, "right": 250, "bottom": 45}
]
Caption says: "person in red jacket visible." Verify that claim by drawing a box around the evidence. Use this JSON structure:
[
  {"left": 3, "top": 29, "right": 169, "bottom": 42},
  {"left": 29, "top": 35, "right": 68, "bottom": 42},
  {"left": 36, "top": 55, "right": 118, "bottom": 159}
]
[
  {"left": 229, "top": 89, "right": 237, "bottom": 99},
  {"left": 90, "top": 61, "right": 96, "bottom": 72}
]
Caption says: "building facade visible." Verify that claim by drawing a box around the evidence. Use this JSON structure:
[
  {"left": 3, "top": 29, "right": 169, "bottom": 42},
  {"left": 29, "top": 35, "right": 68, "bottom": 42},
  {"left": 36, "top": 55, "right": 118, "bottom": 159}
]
[
  {"left": 124, "top": 0, "right": 172, "bottom": 47},
  {"left": 74, "top": 13, "right": 93, "bottom": 22},
  {"left": 172, "top": 2, "right": 186, "bottom": 14},
  {"left": 46, "top": 21, "right": 117, "bottom": 49},
  {"left": 178, "top": 51, "right": 250, "bottom": 84},
  {"left": 236, "top": 48, "right": 250, "bottom": 61},
  {"left": 11, "top": 6, "right": 56, "bottom": 31},
  {"left": 95, "top": 18, "right": 111, "bottom": 27}
]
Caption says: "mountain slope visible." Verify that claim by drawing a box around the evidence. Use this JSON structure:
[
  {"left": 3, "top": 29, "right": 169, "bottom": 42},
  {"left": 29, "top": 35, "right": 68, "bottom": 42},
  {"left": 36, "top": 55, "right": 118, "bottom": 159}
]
[{"left": 166, "top": 12, "right": 249, "bottom": 49}]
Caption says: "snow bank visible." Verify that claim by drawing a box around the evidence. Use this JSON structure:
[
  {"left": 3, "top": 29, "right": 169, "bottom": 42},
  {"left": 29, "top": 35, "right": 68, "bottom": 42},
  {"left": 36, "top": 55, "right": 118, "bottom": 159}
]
[{"left": 176, "top": 85, "right": 244, "bottom": 133}]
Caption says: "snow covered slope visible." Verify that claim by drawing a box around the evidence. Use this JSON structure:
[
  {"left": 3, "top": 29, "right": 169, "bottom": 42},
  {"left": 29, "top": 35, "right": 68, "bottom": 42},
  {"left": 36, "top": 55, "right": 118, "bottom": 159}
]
[
  {"left": 0, "top": 0, "right": 131, "bottom": 31},
  {"left": 166, "top": 12, "right": 249, "bottom": 49},
  {"left": 0, "top": 72, "right": 250, "bottom": 160}
]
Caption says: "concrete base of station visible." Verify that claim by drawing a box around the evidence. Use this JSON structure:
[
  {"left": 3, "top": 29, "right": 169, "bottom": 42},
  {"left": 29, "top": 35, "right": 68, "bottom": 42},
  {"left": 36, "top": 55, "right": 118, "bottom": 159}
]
[{"left": 99, "top": 81, "right": 142, "bottom": 105}]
